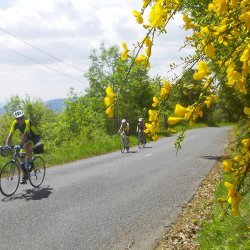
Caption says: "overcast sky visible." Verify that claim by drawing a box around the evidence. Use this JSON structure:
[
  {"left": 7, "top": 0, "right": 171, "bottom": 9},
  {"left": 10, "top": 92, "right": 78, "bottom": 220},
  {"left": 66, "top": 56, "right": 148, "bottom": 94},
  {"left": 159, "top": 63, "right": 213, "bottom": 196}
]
[{"left": 0, "top": 0, "right": 193, "bottom": 104}]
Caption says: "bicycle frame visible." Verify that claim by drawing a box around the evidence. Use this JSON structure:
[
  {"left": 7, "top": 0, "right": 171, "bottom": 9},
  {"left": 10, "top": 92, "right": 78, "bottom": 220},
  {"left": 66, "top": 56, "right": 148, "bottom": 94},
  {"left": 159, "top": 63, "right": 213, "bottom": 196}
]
[
  {"left": 120, "top": 131, "right": 129, "bottom": 153},
  {"left": 138, "top": 130, "right": 146, "bottom": 148},
  {"left": 120, "top": 132, "right": 129, "bottom": 146},
  {"left": 8, "top": 146, "right": 22, "bottom": 168}
]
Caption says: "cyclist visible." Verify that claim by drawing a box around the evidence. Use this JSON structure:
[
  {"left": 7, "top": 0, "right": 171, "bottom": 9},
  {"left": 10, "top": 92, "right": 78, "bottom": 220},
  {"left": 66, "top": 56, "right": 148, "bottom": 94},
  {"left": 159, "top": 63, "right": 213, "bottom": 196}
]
[
  {"left": 136, "top": 118, "right": 146, "bottom": 144},
  {"left": 5, "top": 110, "right": 40, "bottom": 184},
  {"left": 118, "top": 119, "right": 130, "bottom": 150}
]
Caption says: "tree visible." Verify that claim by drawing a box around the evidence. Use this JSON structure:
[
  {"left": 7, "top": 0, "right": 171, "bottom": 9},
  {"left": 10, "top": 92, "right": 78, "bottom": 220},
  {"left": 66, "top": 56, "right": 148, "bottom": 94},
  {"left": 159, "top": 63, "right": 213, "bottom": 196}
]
[{"left": 86, "top": 43, "right": 155, "bottom": 134}]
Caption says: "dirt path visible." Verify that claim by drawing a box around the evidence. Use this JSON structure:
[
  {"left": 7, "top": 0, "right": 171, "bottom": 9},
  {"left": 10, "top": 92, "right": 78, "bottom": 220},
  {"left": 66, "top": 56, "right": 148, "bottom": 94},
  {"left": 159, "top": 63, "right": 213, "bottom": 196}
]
[{"left": 153, "top": 159, "right": 224, "bottom": 250}]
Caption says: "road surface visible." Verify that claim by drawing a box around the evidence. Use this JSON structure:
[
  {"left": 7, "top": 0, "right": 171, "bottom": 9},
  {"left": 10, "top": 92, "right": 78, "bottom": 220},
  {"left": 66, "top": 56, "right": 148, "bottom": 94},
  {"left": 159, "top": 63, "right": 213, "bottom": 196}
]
[{"left": 0, "top": 126, "right": 231, "bottom": 250}]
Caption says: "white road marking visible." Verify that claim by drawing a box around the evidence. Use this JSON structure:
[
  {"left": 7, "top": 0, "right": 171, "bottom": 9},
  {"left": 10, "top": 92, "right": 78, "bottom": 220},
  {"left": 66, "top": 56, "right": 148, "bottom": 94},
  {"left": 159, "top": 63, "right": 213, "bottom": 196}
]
[{"left": 145, "top": 154, "right": 152, "bottom": 157}]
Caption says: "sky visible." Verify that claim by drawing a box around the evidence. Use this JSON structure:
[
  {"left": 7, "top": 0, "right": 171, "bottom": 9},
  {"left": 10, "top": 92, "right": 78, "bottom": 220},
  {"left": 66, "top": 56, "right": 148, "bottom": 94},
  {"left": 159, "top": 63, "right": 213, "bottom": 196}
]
[{"left": 0, "top": 0, "right": 193, "bottom": 104}]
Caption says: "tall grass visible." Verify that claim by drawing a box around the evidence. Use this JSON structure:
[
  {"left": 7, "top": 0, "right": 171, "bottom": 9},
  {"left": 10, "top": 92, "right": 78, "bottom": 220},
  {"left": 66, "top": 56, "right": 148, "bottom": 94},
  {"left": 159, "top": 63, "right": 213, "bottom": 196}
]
[
  {"left": 197, "top": 175, "right": 250, "bottom": 249},
  {"left": 43, "top": 134, "right": 138, "bottom": 166}
]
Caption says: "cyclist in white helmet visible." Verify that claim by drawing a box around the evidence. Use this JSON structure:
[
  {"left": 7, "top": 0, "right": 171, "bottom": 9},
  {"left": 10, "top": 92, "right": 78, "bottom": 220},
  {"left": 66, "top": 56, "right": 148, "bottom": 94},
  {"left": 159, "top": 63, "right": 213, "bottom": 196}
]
[
  {"left": 118, "top": 119, "right": 130, "bottom": 150},
  {"left": 136, "top": 118, "right": 146, "bottom": 144},
  {"left": 5, "top": 109, "right": 40, "bottom": 184}
]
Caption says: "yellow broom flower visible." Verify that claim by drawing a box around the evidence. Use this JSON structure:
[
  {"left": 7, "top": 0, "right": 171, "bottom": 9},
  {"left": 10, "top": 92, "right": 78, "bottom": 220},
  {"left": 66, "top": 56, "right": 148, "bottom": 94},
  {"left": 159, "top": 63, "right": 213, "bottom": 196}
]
[
  {"left": 133, "top": 10, "right": 143, "bottom": 24},
  {"left": 174, "top": 104, "right": 187, "bottom": 117},
  {"left": 168, "top": 117, "right": 184, "bottom": 125}
]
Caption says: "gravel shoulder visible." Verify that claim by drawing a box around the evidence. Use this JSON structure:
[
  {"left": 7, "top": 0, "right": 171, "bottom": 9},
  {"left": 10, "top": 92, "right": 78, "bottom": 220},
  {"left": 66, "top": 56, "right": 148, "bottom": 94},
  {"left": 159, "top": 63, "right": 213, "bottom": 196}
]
[{"left": 153, "top": 153, "right": 225, "bottom": 250}]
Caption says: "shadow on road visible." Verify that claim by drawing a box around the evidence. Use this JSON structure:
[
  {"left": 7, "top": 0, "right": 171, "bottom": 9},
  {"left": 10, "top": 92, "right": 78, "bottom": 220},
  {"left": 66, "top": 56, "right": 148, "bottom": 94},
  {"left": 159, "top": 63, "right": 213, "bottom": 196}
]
[
  {"left": 200, "top": 155, "right": 229, "bottom": 162},
  {"left": 2, "top": 185, "right": 53, "bottom": 202},
  {"left": 126, "top": 150, "right": 137, "bottom": 153}
]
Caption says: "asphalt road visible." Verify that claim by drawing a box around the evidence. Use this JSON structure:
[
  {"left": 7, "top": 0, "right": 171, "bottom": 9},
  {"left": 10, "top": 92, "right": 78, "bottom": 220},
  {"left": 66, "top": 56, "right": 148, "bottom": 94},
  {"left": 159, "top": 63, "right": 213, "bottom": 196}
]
[{"left": 0, "top": 126, "right": 231, "bottom": 250}]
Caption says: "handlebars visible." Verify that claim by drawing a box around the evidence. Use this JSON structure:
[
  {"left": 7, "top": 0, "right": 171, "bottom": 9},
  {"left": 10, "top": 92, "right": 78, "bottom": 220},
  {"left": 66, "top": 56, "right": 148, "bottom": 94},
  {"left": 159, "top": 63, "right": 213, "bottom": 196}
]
[{"left": 0, "top": 145, "right": 21, "bottom": 157}]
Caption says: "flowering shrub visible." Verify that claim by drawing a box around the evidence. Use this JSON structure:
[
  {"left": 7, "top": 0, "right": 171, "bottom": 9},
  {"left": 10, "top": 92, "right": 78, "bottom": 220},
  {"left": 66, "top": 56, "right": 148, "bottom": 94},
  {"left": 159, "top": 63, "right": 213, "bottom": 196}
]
[{"left": 105, "top": 0, "right": 250, "bottom": 215}]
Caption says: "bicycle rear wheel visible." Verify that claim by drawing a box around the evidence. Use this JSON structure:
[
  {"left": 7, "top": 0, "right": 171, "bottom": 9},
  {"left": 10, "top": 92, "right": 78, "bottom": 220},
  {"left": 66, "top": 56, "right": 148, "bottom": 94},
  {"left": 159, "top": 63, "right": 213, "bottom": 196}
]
[
  {"left": 138, "top": 133, "right": 144, "bottom": 149},
  {"left": 138, "top": 136, "right": 142, "bottom": 148},
  {"left": 0, "top": 161, "right": 20, "bottom": 197},
  {"left": 29, "top": 156, "right": 46, "bottom": 187}
]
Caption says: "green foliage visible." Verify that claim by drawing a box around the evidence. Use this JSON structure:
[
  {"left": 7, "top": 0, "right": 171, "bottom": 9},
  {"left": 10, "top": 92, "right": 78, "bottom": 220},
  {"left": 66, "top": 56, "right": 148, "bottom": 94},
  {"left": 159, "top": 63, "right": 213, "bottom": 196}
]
[{"left": 0, "top": 113, "right": 14, "bottom": 145}]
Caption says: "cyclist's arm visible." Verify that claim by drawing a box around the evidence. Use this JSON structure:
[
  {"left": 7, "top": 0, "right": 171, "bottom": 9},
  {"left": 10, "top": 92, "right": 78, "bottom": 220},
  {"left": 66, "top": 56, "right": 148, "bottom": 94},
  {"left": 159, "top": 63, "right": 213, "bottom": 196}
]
[
  {"left": 118, "top": 124, "right": 122, "bottom": 134},
  {"left": 6, "top": 120, "right": 16, "bottom": 145},
  {"left": 6, "top": 133, "right": 13, "bottom": 146}
]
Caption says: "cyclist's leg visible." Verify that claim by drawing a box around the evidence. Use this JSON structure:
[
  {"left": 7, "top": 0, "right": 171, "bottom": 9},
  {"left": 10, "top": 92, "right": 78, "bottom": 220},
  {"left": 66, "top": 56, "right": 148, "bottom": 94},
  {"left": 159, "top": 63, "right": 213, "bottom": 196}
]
[
  {"left": 23, "top": 140, "right": 33, "bottom": 163},
  {"left": 25, "top": 137, "right": 39, "bottom": 172},
  {"left": 20, "top": 139, "right": 34, "bottom": 183},
  {"left": 143, "top": 132, "right": 146, "bottom": 144},
  {"left": 126, "top": 134, "right": 130, "bottom": 149},
  {"left": 19, "top": 147, "right": 28, "bottom": 183}
]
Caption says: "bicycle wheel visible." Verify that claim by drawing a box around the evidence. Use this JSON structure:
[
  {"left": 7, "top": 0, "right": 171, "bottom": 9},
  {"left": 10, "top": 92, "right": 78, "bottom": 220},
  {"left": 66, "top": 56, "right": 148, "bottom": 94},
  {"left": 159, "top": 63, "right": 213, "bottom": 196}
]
[
  {"left": 0, "top": 161, "right": 20, "bottom": 197},
  {"left": 120, "top": 139, "right": 125, "bottom": 153},
  {"left": 138, "top": 133, "right": 144, "bottom": 149},
  {"left": 138, "top": 136, "right": 142, "bottom": 149},
  {"left": 29, "top": 156, "right": 46, "bottom": 187}
]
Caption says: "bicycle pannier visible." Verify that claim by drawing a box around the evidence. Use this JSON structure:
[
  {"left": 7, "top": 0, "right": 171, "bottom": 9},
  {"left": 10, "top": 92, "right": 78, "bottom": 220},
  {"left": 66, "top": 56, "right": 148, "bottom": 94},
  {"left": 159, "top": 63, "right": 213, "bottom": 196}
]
[
  {"left": 0, "top": 146, "right": 12, "bottom": 157},
  {"left": 33, "top": 143, "right": 44, "bottom": 154}
]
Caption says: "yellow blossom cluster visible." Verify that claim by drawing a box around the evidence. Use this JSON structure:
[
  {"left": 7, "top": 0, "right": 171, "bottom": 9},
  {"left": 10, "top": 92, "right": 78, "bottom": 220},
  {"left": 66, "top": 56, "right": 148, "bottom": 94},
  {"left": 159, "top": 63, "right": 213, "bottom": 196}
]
[
  {"left": 144, "top": 109, "right": 159, "bottom": 141},
  {"left": 184, "top": 0, "right": 250, "bottom": 95},
  {"left": 152, "top": 79, "right": 171, "bottom": 107},
  {"left": 144, "top": 79, "right": 171, "bottom": 141},
  {"left": 193, "top": 61, "right": 210, "bottom": 80},
  {"left": 104, "top": 86, "right": 115, "bottom": 119},
  {"left": 145, "top": 79, "right": 171, "bottom": 140},
  {"left": 121, "top": 0, "right": 181, "bottom": 68},
  {"left": 168, "top": 103, "right": 203, "bottom": 127},
  {"left": 204, "top": 94, "right": 218, "bottom": 108},
  {"left": 121, "top": 36, "right": 152, "bottom": 68}
]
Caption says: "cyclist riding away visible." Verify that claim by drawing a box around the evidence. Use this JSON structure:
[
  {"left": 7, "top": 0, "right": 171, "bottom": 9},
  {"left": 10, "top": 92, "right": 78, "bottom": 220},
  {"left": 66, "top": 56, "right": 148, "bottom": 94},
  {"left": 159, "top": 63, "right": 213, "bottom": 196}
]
[
  {"left": 136, "top": 118, "right": 146, "bottom": 144},
  {"left": 118, "top": 119, "right": 130, "bottom": 150},
  {"left": 5, "top": 110, "right": 40, "bottom": 184}
]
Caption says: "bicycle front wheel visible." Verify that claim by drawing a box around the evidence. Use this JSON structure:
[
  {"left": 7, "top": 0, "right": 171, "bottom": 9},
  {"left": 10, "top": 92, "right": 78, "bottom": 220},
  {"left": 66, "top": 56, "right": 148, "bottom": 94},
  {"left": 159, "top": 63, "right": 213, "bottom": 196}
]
[
  {"left": 29, "top": 156, "right": 46, "bottom": 187},
  {"left": 120, "top": 139, "right": 125, "bottom": 153},
  {"left": 0, "top": 161, "right": 20, "bottom": 197}
]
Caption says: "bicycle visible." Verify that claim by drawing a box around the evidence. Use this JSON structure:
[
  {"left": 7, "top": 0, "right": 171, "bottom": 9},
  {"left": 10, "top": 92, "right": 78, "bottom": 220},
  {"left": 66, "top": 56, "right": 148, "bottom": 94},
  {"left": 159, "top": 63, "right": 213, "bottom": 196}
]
[
  {"left": 0, "top": 143, "right": 46, "bottom": 197},
  {"left": 120, "top": 131, "right": 129, "bottom": 153},
  {"left": 137, "top": 130, "right": 146, "bottom": 149}
]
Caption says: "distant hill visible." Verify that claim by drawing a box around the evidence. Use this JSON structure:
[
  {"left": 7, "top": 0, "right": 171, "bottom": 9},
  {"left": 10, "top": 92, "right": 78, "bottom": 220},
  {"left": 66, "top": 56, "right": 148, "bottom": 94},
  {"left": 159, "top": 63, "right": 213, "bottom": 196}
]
[
  {"left": 0, "top": 107, "right": 4, "bottom": 115},
  {"left": 44, "top": 98, "right": 66, "bottom": 113},
  {"left": 0, "top": 98, "right": 66, "bottom": 115}
]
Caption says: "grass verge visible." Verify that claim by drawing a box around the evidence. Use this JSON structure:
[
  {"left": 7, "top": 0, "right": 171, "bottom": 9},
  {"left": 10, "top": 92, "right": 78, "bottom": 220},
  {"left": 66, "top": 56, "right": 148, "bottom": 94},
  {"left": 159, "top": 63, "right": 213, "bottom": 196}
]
[
  {"left": 43, "top": 134, "right": 139, "bottom": 167},
  {"left": 197, "top": 174, "right": 250, "bottom": 249}
]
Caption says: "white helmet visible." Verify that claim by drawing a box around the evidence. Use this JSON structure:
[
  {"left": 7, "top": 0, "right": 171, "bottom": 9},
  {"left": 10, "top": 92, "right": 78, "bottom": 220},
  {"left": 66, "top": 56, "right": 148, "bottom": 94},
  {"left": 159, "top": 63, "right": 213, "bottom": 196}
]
[
  {"left": 138, "top": 118, "right": 143, "bottom": 122},
  {"left": 13, "top": 110, "right": 24, "bottom": 119},
  {"left": 121, "top": 119, "right": 126, "bottom": 123}
]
